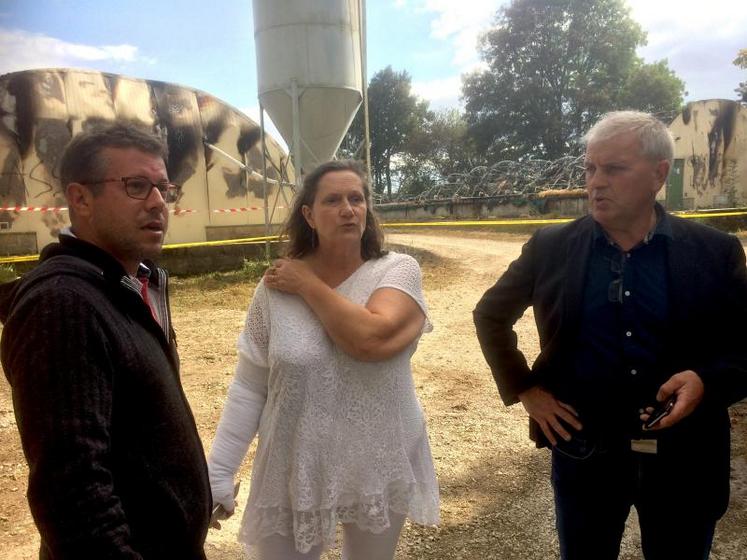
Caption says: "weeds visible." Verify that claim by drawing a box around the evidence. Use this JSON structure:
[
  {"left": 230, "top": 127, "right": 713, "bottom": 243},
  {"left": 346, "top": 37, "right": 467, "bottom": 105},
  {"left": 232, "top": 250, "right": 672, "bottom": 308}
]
[
  {"left": 169, "top": 258, "right": 272, "bottom": 310},
  {"left": 0, "top": 264, "right": 18, "bottom": 283},
  {"left": 241, "top": 258, "right": 272, "bottom": 281}
]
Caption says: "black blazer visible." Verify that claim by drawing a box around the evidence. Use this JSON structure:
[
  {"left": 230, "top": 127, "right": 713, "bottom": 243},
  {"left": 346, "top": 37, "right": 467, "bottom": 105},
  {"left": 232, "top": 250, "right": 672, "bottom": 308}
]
[{"left": 474, "top": 213, "right": 747, "bottom": 517}]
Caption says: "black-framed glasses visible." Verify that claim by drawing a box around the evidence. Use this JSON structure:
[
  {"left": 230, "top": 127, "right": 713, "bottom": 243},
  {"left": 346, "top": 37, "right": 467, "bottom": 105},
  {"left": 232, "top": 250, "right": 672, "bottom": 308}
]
[{"left": 80, "top": 176, "right": 181, "bottom": 203}]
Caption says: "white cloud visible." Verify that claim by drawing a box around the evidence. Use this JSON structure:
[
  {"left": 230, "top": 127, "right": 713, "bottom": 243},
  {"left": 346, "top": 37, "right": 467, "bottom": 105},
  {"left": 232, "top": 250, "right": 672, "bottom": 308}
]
[
  {"left": 628, "top": 0, "right": 746, "bottom": 49},
  {"left": 417, "top": 0, "right": 502, "bottom": 70},
  {"left": 626, "top": 1, "right": 747, "bottom": 101},
  {"left": 412, "top": 75, "right": 462, "bottom": 106},
  {"left": 0, "top": 28, "right": 148, "bottom": 75},
  {"left": 412, "top": 57, "right": 489, "bottom": 109}
]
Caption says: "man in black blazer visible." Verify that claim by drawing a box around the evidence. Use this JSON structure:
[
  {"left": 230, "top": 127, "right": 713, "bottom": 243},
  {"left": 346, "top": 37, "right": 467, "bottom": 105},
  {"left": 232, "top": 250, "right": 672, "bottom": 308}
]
[{"left": 474, "top": 111, "right": 747, "bottom": 560}]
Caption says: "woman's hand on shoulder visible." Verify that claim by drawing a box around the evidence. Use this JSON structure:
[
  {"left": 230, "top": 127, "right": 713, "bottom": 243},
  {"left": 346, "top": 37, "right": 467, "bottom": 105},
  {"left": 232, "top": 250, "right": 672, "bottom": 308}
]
[{"left": 264, "top": 258, "right": 316, "bottom": 295}]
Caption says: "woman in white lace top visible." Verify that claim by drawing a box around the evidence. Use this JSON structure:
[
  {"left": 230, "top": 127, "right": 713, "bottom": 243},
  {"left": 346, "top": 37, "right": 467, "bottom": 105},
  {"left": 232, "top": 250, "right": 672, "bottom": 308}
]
[{"left": 208, "top": 160, "right": 439, "bottom": 559}]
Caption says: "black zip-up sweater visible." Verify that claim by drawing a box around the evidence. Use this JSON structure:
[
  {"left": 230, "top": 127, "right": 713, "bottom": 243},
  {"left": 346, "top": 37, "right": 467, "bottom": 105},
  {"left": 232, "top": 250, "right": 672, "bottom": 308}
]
[{"left": 0, "top": 235, "right": 211, "bottom": 559}]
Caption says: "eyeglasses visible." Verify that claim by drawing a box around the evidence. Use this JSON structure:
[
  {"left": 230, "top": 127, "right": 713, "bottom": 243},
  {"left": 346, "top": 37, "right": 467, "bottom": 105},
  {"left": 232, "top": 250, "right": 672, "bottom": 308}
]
[
  {"left": 80, "top": 176, "right": 181, "bottom": 203},
  {"left": 606, "top": 254, "right": 625, "bottom": 303}
]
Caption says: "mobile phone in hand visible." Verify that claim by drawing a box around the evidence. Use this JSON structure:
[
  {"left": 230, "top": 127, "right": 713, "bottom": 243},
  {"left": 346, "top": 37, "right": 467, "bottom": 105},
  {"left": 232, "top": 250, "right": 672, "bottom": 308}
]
[{"left": 643, "top": 395, "right": 676, "bottom": 429}]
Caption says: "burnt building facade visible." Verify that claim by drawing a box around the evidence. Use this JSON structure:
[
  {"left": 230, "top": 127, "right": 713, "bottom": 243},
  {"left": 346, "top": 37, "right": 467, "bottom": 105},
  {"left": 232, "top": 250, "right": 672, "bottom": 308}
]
[
  {"left": 0, "top": 68, "right": 293, "bottom": 256},
  {"left": 663, "top": 99, "right": 747, "bottom": 210}
]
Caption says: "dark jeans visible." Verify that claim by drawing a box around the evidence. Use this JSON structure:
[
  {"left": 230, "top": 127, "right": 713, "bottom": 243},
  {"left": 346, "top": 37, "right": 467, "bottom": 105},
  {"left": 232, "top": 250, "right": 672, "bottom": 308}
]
[{"left": 551, "top": 443, "right": 716, "bottom": 560}]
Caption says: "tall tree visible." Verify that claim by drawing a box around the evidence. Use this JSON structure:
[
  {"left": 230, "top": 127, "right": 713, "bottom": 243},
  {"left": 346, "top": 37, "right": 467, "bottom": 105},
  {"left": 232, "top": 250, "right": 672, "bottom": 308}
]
[
  {"left": 735, "top": 48, "right": 747, "bottom": 103},
  {"left": 341, "top": 67, "right": 426, "bottom": 197},
  {"left": 463, "top": 0, "right": 647, "bottom": 160},
  {"left": 396, "top": 109, "right": 483, "bottom": 196},
  {"left": 424, "top": 109, "right": 482, "bottom": 177},
  {"left": 617, "top": 59, "right": 686, "bottom": 121}
]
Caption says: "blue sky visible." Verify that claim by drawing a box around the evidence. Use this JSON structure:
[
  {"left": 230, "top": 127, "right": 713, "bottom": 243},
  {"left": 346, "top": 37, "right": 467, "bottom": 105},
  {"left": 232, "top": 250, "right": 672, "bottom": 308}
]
[{"left": 1, "top": 0, "right": 745, "bottom": 145}]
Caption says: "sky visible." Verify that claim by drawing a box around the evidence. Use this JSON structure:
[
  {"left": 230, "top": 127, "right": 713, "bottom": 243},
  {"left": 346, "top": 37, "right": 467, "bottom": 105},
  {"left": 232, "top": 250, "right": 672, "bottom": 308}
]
[{"left": 1, "top": 0, "right": 745, "bottom": 147}]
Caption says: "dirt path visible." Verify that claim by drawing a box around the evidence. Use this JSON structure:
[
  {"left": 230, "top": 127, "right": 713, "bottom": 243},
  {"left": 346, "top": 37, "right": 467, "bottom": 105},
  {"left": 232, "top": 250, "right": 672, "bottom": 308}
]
[{"left": 1, "top": 230, "right": 745, "bottom": 559}]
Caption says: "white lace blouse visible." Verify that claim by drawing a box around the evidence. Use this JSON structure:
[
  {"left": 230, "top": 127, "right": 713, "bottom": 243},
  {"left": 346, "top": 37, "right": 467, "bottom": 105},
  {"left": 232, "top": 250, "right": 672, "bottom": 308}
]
[{"left": 208, "top": 252, "right": 440, "bottom": 553}]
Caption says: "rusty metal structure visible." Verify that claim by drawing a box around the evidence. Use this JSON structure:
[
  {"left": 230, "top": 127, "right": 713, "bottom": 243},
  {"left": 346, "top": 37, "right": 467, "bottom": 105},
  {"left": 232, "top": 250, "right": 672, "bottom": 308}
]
[{"left": 0, "top": 68, "right": 294, "bottom": 256}]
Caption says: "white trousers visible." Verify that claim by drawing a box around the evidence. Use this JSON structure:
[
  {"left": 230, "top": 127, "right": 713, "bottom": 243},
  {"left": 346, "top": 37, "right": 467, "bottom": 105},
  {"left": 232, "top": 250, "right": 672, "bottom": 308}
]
[{"left": 255, "top": 511, "right": 407, "bottom": 560}]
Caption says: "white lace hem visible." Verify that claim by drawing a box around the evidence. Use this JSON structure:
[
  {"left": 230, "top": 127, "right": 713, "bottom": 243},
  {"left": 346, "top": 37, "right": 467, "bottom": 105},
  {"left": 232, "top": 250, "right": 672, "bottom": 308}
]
[{"left": 238, "top": 480, "right": 439, "bottom": 554}]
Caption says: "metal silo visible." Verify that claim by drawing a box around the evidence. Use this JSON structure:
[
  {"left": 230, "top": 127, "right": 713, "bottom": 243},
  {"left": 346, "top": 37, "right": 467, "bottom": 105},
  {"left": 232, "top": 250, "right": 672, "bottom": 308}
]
[{"left": 252, "top": 0, "right": 364, "bottom": 177}]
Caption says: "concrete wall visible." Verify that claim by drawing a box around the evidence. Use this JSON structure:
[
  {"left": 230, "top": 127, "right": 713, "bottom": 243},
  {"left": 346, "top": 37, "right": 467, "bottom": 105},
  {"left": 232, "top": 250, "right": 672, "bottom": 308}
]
[
  {"left": 158, "top": 242, "right": 282, "bottom": 276},
  {"left": 204, "top": 223, "right": 283, "bottom": 242},
  {"left": 8, "top": 241, "right": 285, "bottom": 277},
  {"left": 375, "top": 194, "right": 588, "bottom": 222},
  {"left": 0, "top": 232, "right": 37, "bottom": 256}
]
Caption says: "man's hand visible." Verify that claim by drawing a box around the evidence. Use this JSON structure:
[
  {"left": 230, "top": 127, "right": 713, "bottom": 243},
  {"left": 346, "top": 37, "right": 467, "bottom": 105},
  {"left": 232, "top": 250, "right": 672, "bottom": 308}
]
[
  {"left": 640, "top": 370, "right": 704, "bottom": 430},
  {"left": 518, "top": 386, "right": 582, "bottom": 446}
]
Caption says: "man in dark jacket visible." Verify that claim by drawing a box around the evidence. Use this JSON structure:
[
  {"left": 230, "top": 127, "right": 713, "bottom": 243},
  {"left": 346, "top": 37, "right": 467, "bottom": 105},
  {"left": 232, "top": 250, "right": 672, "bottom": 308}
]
[
  {"left": 0, "top": 122, "right": 211, "bottom": 559},
  {"left": 474, "top": 111, "right": 747, "bottom": 560}
]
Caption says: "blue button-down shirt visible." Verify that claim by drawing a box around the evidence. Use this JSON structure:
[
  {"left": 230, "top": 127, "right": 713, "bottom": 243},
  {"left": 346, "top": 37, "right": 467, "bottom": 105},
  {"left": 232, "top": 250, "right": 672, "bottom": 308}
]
[{"left": 566, "top": 207, "right": 673, "bottom": 439}]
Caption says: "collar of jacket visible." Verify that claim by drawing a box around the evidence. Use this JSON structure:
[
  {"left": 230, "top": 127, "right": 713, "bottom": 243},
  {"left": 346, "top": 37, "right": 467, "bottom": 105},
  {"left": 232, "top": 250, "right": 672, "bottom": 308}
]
[
  {"left": 45, "top": 234, "right": 164, "bottom": 286},
  {"left": 0, "top": 235, "right": 165, "bottom": 327}
]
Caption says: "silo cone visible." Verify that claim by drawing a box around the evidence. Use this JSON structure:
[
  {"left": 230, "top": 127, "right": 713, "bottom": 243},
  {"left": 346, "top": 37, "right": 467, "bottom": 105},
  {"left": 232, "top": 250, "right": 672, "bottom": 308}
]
[{"left": 252, "top": 0, "right": 363, "bottom": 177}]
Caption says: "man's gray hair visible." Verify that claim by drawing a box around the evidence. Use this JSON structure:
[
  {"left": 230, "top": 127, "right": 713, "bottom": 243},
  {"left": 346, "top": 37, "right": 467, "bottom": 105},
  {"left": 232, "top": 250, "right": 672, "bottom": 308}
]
[{"left": 583, "top": 111, "right": 674, "bottom": 167}]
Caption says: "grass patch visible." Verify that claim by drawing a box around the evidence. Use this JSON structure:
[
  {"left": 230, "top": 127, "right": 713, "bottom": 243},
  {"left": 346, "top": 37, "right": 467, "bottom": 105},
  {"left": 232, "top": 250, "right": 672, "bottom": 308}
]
[
  {"left": 386, "top": 242, "right": 460, "bottom": 291},
  {"left": 172, "top": 258, "right": 270, "bottom": 289},
  {"left": 0, "top": 265, "right": 18, "bottom": 284},
  {"left": 170, "top": 258, "right": 270, "bottom": 311},
  {"left": 241, "top": 258, "right": 272, "bottom": 280}
]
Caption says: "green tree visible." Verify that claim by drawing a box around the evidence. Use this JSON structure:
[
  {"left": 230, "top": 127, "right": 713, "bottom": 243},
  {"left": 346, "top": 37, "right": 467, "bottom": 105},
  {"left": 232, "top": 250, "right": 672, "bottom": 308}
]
[
  {"left": 463, "top": 0, "right": 647, "bottom": 160},
  {"left": 618, "top": 59, "right": 686, "bottom": 119},
  {"left": 393, "top": 109, "right": 483, "bottom": 198},
  {"left": 389, "top": 104, "right": 435, "bottom": 198},
  {"left": 341, "top": 67, "right": 427, "bottom": 197},
  {"left": 735, "top": 49, "right": 747, "bottom": 103},
  {"left": 425, "top": 109, "right": 482, "bottom": 176}
]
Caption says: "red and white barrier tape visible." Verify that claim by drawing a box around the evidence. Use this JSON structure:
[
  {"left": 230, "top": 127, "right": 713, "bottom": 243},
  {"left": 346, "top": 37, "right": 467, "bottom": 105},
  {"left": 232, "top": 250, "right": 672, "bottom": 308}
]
[
  {"left": 0, "top": 206, "right": 68, "bottom": 213},
  {"left": 0, "top": 206, "right": 196, "bottom": 215},
  {"left": 0, "top": 206, "right": 285, "bottom": 215},
  {"left": 212, "top": 206, "right": 286, "bottom": 213}
]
